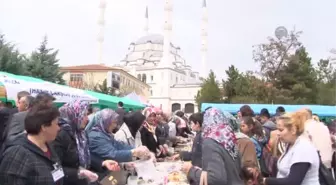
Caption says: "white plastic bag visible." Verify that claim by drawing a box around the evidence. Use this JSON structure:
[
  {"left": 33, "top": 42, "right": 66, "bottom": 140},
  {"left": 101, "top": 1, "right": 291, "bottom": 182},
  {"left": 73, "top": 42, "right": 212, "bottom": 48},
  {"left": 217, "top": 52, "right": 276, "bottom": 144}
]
[
  {"left": 134, "top": 160, "right": 165, "bottom": 184},
  {"left": 134, "top": 160, "right": 156, "bottom": 179}
]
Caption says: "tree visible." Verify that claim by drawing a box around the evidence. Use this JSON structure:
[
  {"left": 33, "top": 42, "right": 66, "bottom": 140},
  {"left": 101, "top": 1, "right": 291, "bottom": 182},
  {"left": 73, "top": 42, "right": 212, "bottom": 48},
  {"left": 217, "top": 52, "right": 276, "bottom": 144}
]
[
  {"left": 0, "top": 35, "right": 27, "bottom": 75},
  {"left": 222, "top": 65, "right": 240, "bottom": 102},
  {"left": 82, "top": 72, "right": 96, "bottom": 90},
  {"left": 253, "top": 29, "right": 302, "bottom": 83},
  {"left": 195, "top": 70, "right": 222, "bottom": 111},
  {"left": 315, "top": 59, "right": 336, "bottom": 105},
  {"left": 276, "top": 46, "right": 318, "bottom": 104},
  {"left": 94, "top": 79, "right": 119, "bottom": 96},
  {"left": 119, "top": 84, "right": 144, "bottom": 97},
  {"left": 25, "top": 36, "right": 65, "bottom": 84},
  {"left": 316, "top": 59, "right": 335, "bottom": 83}
]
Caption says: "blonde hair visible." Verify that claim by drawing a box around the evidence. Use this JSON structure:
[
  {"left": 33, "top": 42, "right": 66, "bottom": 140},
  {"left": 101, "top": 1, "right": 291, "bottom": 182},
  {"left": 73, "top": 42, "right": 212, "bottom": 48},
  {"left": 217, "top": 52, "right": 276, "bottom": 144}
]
[
  {"left": 278, "top": 111, "right": 307, "bottom": 135},
  {"left": 312, "top": 115, "right": 320, "bottom": 122}
]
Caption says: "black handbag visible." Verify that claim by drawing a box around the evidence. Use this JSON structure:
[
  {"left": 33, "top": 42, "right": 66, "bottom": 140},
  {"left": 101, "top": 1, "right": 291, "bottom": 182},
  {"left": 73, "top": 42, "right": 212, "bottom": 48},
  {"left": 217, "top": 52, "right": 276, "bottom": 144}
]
[
  {"left": 318, "top": 152, "right": 335, "bottom": 185},
  {"left": 99, "top": 170, "right": 130, "bottom": 185}
]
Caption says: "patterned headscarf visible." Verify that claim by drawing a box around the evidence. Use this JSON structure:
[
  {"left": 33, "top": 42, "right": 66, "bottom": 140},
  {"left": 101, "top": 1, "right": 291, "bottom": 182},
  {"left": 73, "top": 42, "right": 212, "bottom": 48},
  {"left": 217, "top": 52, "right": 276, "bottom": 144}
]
[
  {"left": 59, "top": 100, "right": 90, "bottom": 168},
  {"left": 203, "top": 108, "right": 239, "bottom": 160},
  {"left": 91, "top": 109, "right": 119, "bottom": 135},
  {"left": 142, "top": 107, "right": 157, "bottom": 133},
  {"left": 222, "top": 110, "right": 239, "bottom": 132},
  {"left": 142, "top": 107, "right": 156, "bottom": 118}
]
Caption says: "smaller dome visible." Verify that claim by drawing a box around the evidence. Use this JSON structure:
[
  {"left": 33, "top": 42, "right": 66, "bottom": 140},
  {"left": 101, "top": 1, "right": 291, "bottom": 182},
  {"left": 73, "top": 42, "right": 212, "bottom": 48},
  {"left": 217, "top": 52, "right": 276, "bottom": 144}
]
[{"left": 135, "top": 34, "right": 164, "bottom": 45}]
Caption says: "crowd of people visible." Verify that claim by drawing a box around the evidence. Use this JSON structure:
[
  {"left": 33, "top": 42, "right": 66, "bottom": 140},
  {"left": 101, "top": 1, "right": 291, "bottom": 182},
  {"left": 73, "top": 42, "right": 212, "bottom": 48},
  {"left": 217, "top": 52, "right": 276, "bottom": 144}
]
[{"left": 0, "top": 90, "right": 335, "bottom": 185}]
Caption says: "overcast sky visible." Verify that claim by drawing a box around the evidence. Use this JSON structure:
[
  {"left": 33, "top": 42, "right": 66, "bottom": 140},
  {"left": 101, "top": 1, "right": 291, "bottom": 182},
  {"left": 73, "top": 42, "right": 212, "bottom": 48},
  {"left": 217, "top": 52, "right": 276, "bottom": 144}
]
[{"left": 0, "top": 0, "right": 335, "bottom": 79}]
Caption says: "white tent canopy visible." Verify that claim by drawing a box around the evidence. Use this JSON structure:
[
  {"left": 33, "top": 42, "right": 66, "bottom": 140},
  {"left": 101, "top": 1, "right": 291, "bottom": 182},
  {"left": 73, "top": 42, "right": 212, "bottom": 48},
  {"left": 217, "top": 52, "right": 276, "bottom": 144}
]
[{"left": 0, "top": 72, "right": 98, "bottom": 103}]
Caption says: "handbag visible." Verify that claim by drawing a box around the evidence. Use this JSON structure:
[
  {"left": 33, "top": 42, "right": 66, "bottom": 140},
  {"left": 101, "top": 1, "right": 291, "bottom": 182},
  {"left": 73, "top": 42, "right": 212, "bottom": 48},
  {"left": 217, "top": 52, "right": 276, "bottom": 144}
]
[
  {"left": 99, "top": 170, "right": 129, "bottom": 185},
  {"left": 199, "top": 171, "right": 208, "bottom": 185},
  {"left": 318, "top": 152, "right": 335, "bottom": 185}
]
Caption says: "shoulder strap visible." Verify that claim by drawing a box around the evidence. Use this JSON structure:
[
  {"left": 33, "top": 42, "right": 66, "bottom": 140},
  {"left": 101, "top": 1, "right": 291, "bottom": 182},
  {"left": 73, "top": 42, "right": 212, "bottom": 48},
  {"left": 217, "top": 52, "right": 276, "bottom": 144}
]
[{"left": 122, "top": 130, "right": 131, "bottom": 146}]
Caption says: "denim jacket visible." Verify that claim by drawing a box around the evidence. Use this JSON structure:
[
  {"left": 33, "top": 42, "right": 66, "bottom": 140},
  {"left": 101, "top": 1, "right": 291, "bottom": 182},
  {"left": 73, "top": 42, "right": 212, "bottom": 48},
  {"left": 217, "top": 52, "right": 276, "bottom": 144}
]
[{"left": 88, "top": 130, "right": 134, "bottom": 163}]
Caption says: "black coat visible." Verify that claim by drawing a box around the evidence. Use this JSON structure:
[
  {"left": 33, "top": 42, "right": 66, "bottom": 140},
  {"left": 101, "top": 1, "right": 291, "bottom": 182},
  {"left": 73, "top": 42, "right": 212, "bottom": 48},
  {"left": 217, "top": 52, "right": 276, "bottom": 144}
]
[
  {"left": 52, "top": 128, "right": 105, "bottom": 185},
  {"left": 5, "top": 111, "right": 28, "bottom": 142},
  {"left": 0, "top": 107, "right": 18, "bottom": 150},
  {"left": 140, "top": 127, "right": 159, "bottom": 155},
  {"left": 155, "top": 123, "right": 169, "bottom": 145},
  {"left": 0, "top": 135, "right": 64, "bottom": 185},
  {"left": 180, "top": 131, "right": 202, "bottom": 168}
]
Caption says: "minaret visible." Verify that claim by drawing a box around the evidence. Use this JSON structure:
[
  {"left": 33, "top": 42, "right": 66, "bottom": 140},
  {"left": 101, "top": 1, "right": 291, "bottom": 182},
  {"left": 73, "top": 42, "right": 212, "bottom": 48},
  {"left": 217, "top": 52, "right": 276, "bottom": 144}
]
[
  {"left": 97, "top": 0, "right": 107, "bottom": 64},
  {"left": 161, "top": 0, "right": 173, "bottom": 67},
  {"left": 144, "top": 6, "right": 149, "bottom": 35},
  {"left": 201, "top": 0, "right": 208, "bottom": 77}
]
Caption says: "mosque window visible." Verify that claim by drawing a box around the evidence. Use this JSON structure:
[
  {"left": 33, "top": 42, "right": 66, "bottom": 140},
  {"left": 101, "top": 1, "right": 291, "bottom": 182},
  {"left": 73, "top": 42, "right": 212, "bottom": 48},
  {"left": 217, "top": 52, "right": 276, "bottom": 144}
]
[
  {"left": 172, "top": 103, "right": 181, "bottom": 112},
  {"left": 137, "top": 74, "right": 141, "bottom": 80},
  {"left": 175, "top": 76, "right": 178, "bottom": 83},
  {"left": 185, "top": 103, "right": 195, "bottom": 114},
  {"left": 150, "top": 90, "right": 153, "bottom": 96},
  {"left": 142, "top": 74, "right": 147, "bottom": 83},
  {"left": 150, "top": 75, "right": 154, "bottom": 81}
]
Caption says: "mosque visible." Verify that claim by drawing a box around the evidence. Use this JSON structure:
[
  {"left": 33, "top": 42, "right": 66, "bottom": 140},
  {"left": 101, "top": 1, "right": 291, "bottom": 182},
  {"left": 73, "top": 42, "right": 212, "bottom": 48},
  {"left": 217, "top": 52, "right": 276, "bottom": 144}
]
[{"left": 107, "top": 0, "right": 208, "bottom": 113}]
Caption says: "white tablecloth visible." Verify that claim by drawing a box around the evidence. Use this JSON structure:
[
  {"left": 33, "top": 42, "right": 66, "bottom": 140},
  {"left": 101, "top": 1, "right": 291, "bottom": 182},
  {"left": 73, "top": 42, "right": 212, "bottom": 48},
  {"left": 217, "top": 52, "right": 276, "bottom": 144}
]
[{"left": 127, "top": 162, "right": 189, "bottom": 185}]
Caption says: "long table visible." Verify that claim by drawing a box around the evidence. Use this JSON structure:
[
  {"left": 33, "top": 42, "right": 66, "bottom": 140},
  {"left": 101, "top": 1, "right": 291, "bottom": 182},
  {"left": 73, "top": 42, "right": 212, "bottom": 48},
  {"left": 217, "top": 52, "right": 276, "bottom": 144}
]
[{"left": 127, "top": 161, "right": 189, "bottom": 185}]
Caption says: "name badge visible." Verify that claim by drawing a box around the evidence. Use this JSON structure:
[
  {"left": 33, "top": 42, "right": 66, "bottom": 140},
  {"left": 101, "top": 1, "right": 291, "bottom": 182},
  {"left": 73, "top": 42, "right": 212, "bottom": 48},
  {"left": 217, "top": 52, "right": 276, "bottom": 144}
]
[{"left": 51, "top": 163, "right": 64, "bottom": 182}]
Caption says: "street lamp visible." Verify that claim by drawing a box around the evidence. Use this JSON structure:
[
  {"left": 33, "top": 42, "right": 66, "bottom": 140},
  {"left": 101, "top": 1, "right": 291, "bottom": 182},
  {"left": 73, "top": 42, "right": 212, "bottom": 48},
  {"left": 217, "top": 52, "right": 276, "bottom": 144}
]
[{"left": 275, "top": 26, "right": 288, "bottom": 40}]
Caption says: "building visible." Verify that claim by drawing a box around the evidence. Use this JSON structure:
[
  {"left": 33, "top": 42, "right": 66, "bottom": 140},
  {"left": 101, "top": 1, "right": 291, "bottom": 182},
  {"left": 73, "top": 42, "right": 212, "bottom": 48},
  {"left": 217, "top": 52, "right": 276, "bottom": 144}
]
[
  {"left": 111, "top": 0, "right": 208, "bottom": 114},
  {"left": 60, "top": 64, "right": 151, "bottom": 99}
]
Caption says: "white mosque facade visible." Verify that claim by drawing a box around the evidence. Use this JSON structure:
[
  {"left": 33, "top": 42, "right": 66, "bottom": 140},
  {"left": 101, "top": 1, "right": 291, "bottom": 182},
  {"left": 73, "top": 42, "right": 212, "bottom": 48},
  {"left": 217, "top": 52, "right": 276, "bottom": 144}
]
[{"left": 114, "top": 0, "right": 208, "bottom": 113}]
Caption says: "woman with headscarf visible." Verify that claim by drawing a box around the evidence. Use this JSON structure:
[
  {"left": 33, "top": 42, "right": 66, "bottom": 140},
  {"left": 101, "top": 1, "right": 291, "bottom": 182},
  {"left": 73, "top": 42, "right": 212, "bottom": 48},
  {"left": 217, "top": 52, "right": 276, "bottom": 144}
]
[
  {"left": 140, "top": 107, "right": 167, "bottom": 157},
  {"left": 182, "top": 108, "right": 244, "bottom": 185},
  {"left": 53, "top": 100, "right": 120, "bottom": 185},
  {"left": 175, "top": 110, "right": 193, "bottom": 138},
  {"left": 115, "top": 111, "right": 145, "bottom": 148},
  {"left": 155, "top": 112, "right": 170, "bottom": 145},
  {"left": 224, "top": 110, "right": 258, "bottom": 167},
  {"left": 87, "top": 109, "right": 149, "bottom": 163}
]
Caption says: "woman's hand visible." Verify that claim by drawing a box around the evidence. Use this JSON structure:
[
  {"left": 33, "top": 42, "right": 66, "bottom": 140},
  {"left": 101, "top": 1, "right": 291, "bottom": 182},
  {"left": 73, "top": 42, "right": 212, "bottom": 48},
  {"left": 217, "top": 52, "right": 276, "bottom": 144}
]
[
  {"left": 133, "top": 146, "right": 150, "bottom": 157},
  {"left": 149, "top": 152, "right": 157, "bottom": 163},
  {"left": 78, "top": 169, "right": 99, "bottom": 182},
  {"left": 181, "top": 162, "right": 193, "bottom": 174},
  {"left": 102, "top": 160, "right": 120, "bottom": 171},
  {"left": 170, "top": 154, "right": 180, "bottom": 161}
]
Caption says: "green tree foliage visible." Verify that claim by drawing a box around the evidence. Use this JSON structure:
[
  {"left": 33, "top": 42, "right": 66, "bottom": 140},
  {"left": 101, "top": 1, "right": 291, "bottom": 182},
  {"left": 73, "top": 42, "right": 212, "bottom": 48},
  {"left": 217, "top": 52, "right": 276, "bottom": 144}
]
[
  {"left": 25, "top": 36, "right": 65, "bottom": 84},
  {"left": 276, "top": 47, "right": 318, "bottom": 104},
  {"left": 220, "top": 29, "right": 335, "bottom": 105},
  {"left": 315, "top": 59, "right": 336, "bottom": 105},
  {"left": 94, "top": 79, "right": 119, "bottom": 96},
  {"left": 0, "top": 35, "right": 27, "bottom": 75},
  {"left": 195, "top": 70, "right": 222, "bottom": 110}
]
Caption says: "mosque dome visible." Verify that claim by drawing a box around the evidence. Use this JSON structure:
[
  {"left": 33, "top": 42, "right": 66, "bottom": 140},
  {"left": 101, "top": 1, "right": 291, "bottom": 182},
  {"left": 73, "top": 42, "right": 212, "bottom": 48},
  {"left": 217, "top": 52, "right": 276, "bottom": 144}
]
[{"left": 135, "top": 34, "right": 164, "bottom": 45}]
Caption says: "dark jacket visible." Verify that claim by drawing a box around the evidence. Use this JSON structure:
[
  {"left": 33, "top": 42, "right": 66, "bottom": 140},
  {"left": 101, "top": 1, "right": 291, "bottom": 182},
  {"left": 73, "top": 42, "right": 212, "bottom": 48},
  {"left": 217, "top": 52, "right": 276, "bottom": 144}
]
[
  {"left": 187, "top": 138, "right": 244, "bottom": 185},
  {"left": 52, "top": 128, "right": 105, "bottom": 185},
  {"left": 0, "top": 134, "right": 64, "bottom": 185},
  {"left": 115, "top": 108, "right": 125, "bottom": 127},
  {"left": 262, "top": 120, "right": 277, "bottom": 143},
  {"left": 0, "top": 107, "right": 13, "bottom": 150},
  {"left": 180, "top": 131, "right": 202, "bottom": 168},
  {"left": 140, "top": 127, "right": 159, "bottom": 155},
  {"left": 6, "top": 111, "right": 28, "bottom": 142},
  {"left": 155, "top": 123, "right": 169, "bottom": 145}
]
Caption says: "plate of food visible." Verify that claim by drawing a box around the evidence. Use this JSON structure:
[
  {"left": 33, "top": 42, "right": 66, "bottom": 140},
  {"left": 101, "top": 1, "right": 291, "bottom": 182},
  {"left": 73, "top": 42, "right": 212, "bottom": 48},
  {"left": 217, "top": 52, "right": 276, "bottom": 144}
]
[{"left": 167, "top": 171, "right": 187, "bottom": 183}]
